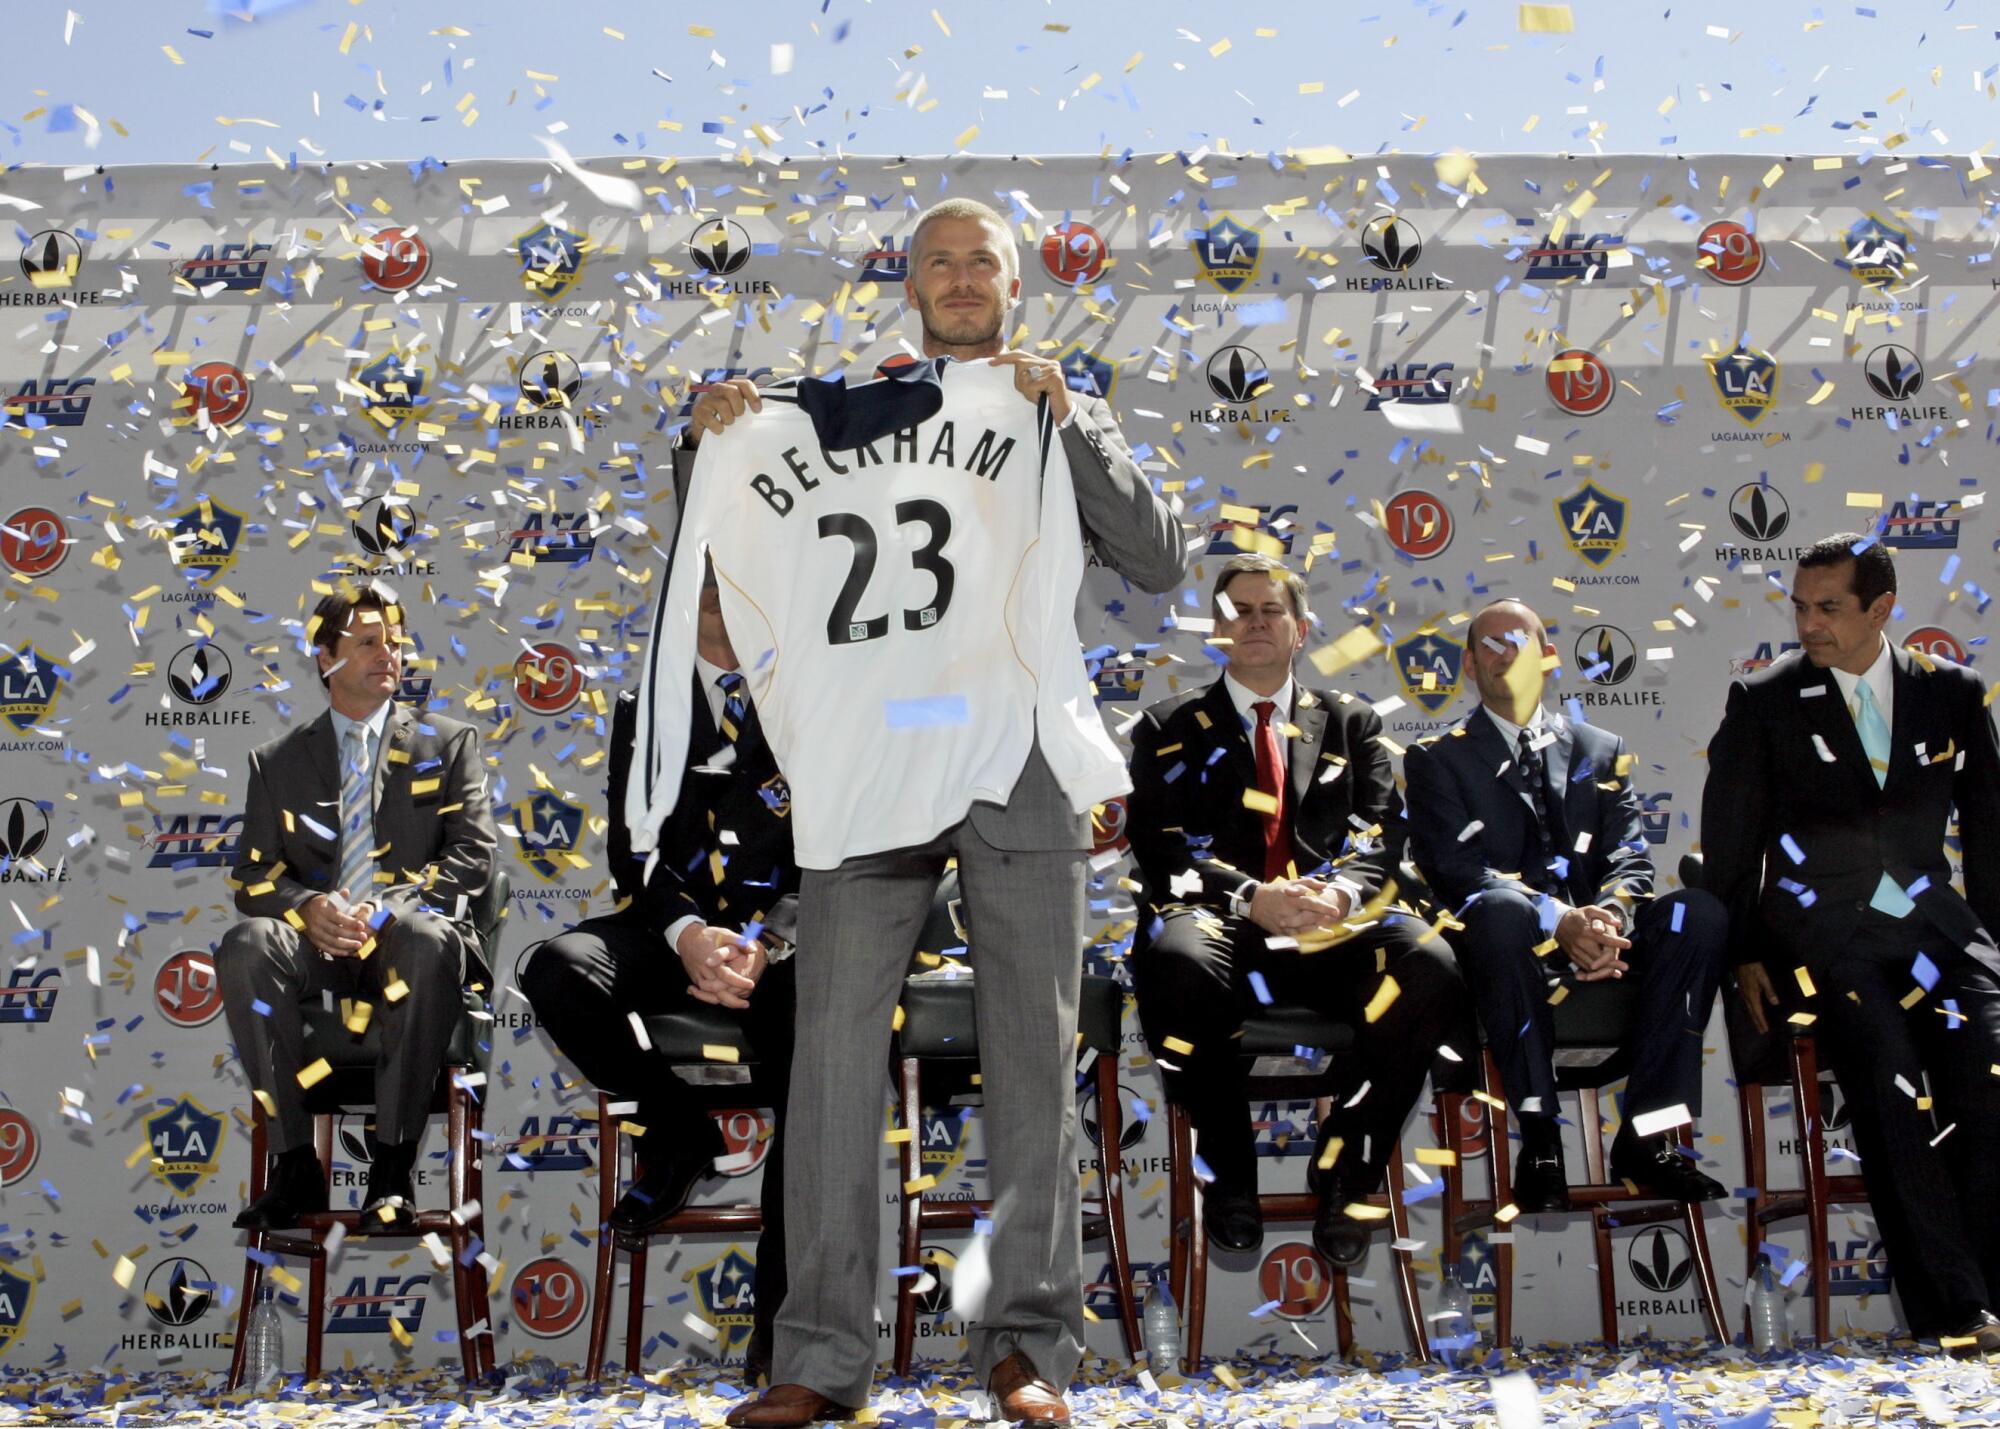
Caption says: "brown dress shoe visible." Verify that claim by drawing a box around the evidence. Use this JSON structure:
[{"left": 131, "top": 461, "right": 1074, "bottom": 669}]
[
  {"left": 722, "top": 1383, "right": 856, "bottom": 1428},
  {"left": 988, "top": 1353, "right": 1070, "bottom": 1425}
]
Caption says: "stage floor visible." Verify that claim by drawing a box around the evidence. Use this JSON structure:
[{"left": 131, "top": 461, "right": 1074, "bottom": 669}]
[{"left": 5, "top": 1341, "right": 1997, "bottom": 1426}]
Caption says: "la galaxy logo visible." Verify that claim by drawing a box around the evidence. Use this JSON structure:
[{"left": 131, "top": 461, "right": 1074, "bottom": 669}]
[
  {"left": 164, "top": 500, "right": 245, "bottom": 584},
  {"left": 515, "top": 792, "right": 585, "bottom": 882},
  {"left": 0, "top": 1264, "right": 31, "bottom": 1356},
  {"left": 1191, "top": 214, "right": 1261, "bottom": 293},
  {"left": 758, "top": 773, "right": 792, "bottom": 819},
  {"left": 516, "top": 222, "right": 588, "bottom": 300},
  {"left": 910, "top": 1102, "right": 976, "bottom": 1183},
  {"left": 1555, "top": 481, "right": 1629, "bottom": 568},
  {"left": 0, "top": 646, "right": 61, "bottom": 733},
  {"left": 356, "top": 353, "right": 427, "bottom": 422},
  {"left": 147, "top": 1095, "right": 224, "bottom": 1196},
  {"left": 1705, "top": 342, "right": 1778, "bottom": 426},
  {"left": 1394, "top": 630, "right": 1465, "bottom": 715},
  {"left": 685, "top": 1245, "right": 759, "bottom": 1353},
  {"left": 1056, "top": 344, "right": 1115, "bottom": 401},
  {"left": 1837, "top": 214, "right": 1913, "bottom": 290}
]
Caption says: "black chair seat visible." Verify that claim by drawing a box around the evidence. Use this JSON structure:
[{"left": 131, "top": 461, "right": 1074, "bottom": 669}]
[
  {"left": 897, "top": 974, "right": 1124, "bottom": 1059},
  {"left": 639, "top": 1003, "right": 762, "bottom": 1064},
  {"left": 299, "top": 984, "right": 490, "bottom": 1110},
  {"left": 1237, "top": 1003, "right": 1352, "bottom": 1058},
  {"left": 1549, "top": 975, "right": 1643, "bottom": 1049}
]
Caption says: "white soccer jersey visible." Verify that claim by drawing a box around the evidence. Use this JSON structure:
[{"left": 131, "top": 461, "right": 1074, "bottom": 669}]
[{"left": 628, "top": 359, "right": 1130, "bottom": 870}]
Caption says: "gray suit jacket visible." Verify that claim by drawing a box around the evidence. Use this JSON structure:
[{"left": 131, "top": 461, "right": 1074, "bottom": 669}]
[
  {"left": 231, "top": 703, "right": 500, "bottom": 979},
  {"left": 670, "top": 385, "right": 1187, "bottom": 854}
]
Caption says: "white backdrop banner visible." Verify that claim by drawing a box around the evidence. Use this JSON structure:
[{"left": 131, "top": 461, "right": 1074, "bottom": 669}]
[{"left": 0, "top": 148, "right": 1977, "bottom": 1373}]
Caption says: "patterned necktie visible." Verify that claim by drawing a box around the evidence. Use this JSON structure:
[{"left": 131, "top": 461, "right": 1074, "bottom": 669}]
[
  {"left": 337, "top": 725, "right": 376, "bottom": 902},
  {"left": 1852, "top": 680, "right": 1915, "bottom": 917},
  {"left": 1516, "top": 727, "right": 1559, "bottom": 893},
  {"left": 716, "top": 671, "right": 747, "bottom": 745},
  {"left": 1252, "top": 700, "right": 1289, "bottom": 880}
]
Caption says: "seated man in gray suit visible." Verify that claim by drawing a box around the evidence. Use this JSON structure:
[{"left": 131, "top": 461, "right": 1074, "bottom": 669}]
[{"left": 218, "top": 585, "right": 498, "bottom": 1234}]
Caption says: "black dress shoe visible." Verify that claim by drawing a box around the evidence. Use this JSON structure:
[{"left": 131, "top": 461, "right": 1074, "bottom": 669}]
[
  {"left": 1511, "top": 1147, "right": 1572, "bottom": 1214},
  {"left": 356, "top": 1140, "right": 419, "bottom": 1236},
  {"left": 1312, "top": 1185, "right": 1373, "bottom": 1270},
  {"left": 1609, "top": 1133, "right": 1727, "bottom": 1203},
  {"left": 1202, "top": 1182, "right": 1263, "bottom": 1252},
  {"left": 1941, "top": 1310, "right": 2000, "bottom": 1358},
  {"left": 233, "top": 1150, "right": 328, "bottom": 1232},
  {"left": 608, "top": 1149, "right": 713, "bottom": 1236}
]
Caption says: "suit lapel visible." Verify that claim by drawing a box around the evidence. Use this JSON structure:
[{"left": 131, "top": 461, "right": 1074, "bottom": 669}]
[
  {"left": 688, "top": 672, "right": 722, "bottom": 760},
  {"left": 1470, "top": 706, "right": 1537, "bottom": 816},
  {"left": 1791, "top": 656, "right": 1875, "bottom": 797},
  {"left": 375, "top": 704, "right": 414, "bottom": 813},
  {"left": 1551, "top": 716, "right": 1594, "bottom": 834},
  {"left": 1884, "top": 644, "right": 1926, "bottom": 790},
  {"left": 1201, "top": 678, "right": 1260, "bottom": 790},
  {"left": 306, "top": 710, "right": 339, "bottom": 812},
  {"left": 1287, "top": 692, "right": 1329, "bottom": 809}
]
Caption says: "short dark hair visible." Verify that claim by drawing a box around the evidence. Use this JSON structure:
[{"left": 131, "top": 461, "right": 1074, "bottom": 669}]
[
  {"left": 1211, "top": 552, "right": 1310, "bottom": 623},
  {"left": 1798, "top": 533, "right": 1897, "bottom": 610},
  {"left": 309, "top": 588, "right": 402, "bottom": 689}
]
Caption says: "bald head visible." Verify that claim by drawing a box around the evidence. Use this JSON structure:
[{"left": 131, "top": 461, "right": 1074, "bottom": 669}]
[{"left": 1464, "top": 599, "right": 1553, "bottom": 724}]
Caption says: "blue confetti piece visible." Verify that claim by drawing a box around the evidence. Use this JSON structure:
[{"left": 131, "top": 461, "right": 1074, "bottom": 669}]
[
  {"left": 251, "top": 998, "right": 271, "bottom": 1017},
  {"left": 1911, "top": 951, "right": 1939, "bottom": 990},
  {"left": 1779, "top": 833, "right": 1805, "bottom": 865},
  {"left": 1671, "top": 900, "right": 1685, "bottom": 933},
  {"left": 884, "top": 694, "right": 969, "bottom": 728},
  {"left": 1248, "top": 970, "right": 1273, "bottom": 1005}
]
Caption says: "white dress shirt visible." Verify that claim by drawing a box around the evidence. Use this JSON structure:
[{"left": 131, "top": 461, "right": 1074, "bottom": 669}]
[
  {"left": 1828, "top": 634, "right": 1895, "bottom": 729},
  {"left": 327, "top": 700, "right": 393, "bottom": 810},
  {"left": 667, "top": 657, "right": 766, "bottom": 957}
]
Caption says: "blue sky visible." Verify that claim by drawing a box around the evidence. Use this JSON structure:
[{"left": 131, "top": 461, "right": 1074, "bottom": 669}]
[{"left": 3, "top": 1, "right": 1996, "bottom": 168}]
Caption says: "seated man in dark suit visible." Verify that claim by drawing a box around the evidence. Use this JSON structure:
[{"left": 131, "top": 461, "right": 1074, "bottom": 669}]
[
  {"left": 1126, "top": 553, "right": 1472, "bottom": 1264},
  {"left": 1402, "top": 598, "right": 1728, "bottom": 1212},
  {"left": 521, "top": 562, "right": 797, "bottom": 1380},
  {"left": 1705, "top": 535, "right": 2000, "bottom": 1355},
  {"left": 219, "top": 586, "right": 498, "bottom": 1233}
]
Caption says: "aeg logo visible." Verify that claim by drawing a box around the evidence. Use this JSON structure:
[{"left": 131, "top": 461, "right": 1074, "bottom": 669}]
[{"left": 327, "top": 1274, "right": 430, "bottom": 1335}]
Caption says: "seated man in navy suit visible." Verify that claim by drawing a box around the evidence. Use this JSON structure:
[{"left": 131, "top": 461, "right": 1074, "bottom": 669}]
[
  {"left": 1127, "top": 553, "right": 1472, "bottom": 1265},
  {"left": 1402, "top": 599, "right": 1728, "bottom": 1212}
]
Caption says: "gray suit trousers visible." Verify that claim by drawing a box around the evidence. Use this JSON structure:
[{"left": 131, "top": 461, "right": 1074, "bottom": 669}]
[
  {"left": 774, "top": 791, "right": 1088, "bottom": 1405},
  {"left": 216, "top": 911, "right": 468, "bottom": 1153}
]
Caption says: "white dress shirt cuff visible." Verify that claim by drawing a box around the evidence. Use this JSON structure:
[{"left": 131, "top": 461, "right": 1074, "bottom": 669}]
[{"left": 665, "top": 914, "right": 702, "bottom": 957}]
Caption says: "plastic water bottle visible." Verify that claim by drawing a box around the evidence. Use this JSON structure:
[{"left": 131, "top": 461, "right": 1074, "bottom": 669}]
[
  {"left": 243, "top": 1283, "right": 284, "bottom": 1389},
  {"left": 1747, "top": 1254, "right": 1791, "bottom": 1352},
  {"left": 1141, "top": 1278, "right": 1181, "bottom": 1373},
  {"left": 1431, "top": 1266, "right": 1478, "bottom": 1367}
]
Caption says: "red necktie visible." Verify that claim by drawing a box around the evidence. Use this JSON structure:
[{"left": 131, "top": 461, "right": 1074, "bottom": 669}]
[{"left": 1252, "top": 699, "right": 1289, "bottom": 880}]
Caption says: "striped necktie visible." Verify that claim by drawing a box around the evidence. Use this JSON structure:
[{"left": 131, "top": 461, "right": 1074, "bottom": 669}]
[
  {"left": 337, "top": 725, "right": 376, "bottom": 902},
  {"left": 716, "top": 671, "right": 747, "bottom": 744},
  {"left": 1851, "top": 680, "right": 1915, "bottom": 917}
]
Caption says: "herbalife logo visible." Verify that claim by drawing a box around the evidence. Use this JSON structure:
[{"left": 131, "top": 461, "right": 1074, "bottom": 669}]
[{"left": 1852, "top": 344, "right": 1950, "bottom": 425}]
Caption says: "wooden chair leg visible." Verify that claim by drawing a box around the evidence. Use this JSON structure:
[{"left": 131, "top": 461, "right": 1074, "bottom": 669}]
[
  {"left": 1093, "top": 1054, "right": 1143, "bottom": 1360},
  {"left": 1331, "top": 1263, "right": 1356, "bottom": 1359},
  {"left": 464, "top": 1084, "right": 495, "bottom": 1379},
  {"left": 1683, "top": 1197, "right": 1728, "bottom": 1343},
  {"left": 1183, "top": 1117, "right": 1209, "bottom": 1376},
  {"left": 1482, "top": 1051, "right": 1514, "bottom": 1352},
  {"left": 446, "top": 1081, "right": 479, "bottom": 1384},
  {"left": 1384, "top": 1145, "right": 1428, "bottom": 1362},
  {"left": 1166, "top": 1102, "right": 1193, "bottom": 1324},
  {"left": 1592, "top": 1209, "right": 1620, "bottom": 1346},
  {"left": 1436, "top": 1093, "right": 1466, "bottom": 1273},
  {"left": 305, "top": 1113, "right": 331, "bottom": 1383},
  {"left": 624, "top": 1236, "right": 647, "bottom": 1373},
  {"left": 1792, "top": 1034, "right": 1834, "bottom": 1345},
  {"left": 894, "top": 1056, "right": 923, "bottom": 1378},
  {"left": 227, "top": 1106, "right": 270, "bottom": 1391},
  {"left": 586, "top": 1098, "right": 620, "bottom": 1381},
  {"left": 1737, "top": 1078, "right": 1767, "bottom": 1343}
]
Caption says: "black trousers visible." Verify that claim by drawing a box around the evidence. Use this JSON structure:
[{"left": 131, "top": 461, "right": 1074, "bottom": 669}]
[
  {"left": 1806, "top": 911, "right": 2000, "bottom": 1333},
  {"left": 520, "top": 909, "right": 796, "bottom": 1352},
  {"left": 217, "top": 910, "right": 469, "bottom": 1154},
  {"left": 1451, "top": 886, "right": 1727, "bottom": 1125},
  {"left": 1134, "top": 904, "right": 1473, "bottom": 1193}
]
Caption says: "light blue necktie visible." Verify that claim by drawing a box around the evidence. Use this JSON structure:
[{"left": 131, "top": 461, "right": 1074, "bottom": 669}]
[
  {"left": 337, "top": 725, "right": 377, "bottom": 903},
  {"left": 1852, "top": 680, "right": 1915, "bottom": 917}
]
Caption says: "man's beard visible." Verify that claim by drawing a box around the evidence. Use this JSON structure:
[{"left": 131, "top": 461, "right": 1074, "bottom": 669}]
[{"left": 918, "top": 294, "right": 1004, "bottom": 349}]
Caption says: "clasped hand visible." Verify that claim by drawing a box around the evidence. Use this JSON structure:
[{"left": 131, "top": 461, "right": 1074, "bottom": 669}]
[
  {"left": 1556, "top": 903, "right": 1632, "bottom": 981},
  {"left": 1247, "top": 877, "right": 1353, "bottom": 938},
  {"left": 675, "top": 923, "right": 770, "bottom": 1009}
]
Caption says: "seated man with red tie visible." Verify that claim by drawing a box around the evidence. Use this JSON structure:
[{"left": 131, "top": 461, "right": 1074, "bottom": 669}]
[{"left": 1126, "top": 553, "right": 1472, "bottom": 1263}]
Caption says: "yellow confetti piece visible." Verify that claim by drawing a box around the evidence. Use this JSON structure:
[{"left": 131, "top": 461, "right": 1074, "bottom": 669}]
[
  {"left": 162, "top": 45, "right": 185, "bottom": 64},
  {"left": 1209, "top": 37, "right": 1232, "bottom": 57},
  {"left": 1805, "top": 379, "right": 1837, "bottom": 406},
  {"left": 1162, "top": 1035, "right": 1195, "bottom": 1056},
  {"left": 1316, "top": 1135, "right": 1344, "bottom": 1171},
  {"left": 410, "top": 777, "right": 441, "bottom": 796},
  {"left": 1846, "top": 492, "right": 1883, "bottom": 507},
  {"left": 1362, "top": 974, "right": 1401, "bottom": 1024},
  {"left": 903, "top": 1174, "right": 937, "bottom": 1194},
  {"left": 297, "top": 1057, "right": 332, "bottom": 1089},
  {"left": 1212, "top": 1364, "right": 1242, "bottom": 1390},
  {"left": 885, "top": 1127, "right": 912, "bottom": 1144},
  {"left": 1793, "top": 966, "right": 1817, "bottom": 997},
  {"left": 1309, "top": 624, "right": 1386, "bottom": 677},
  {"left": 953, "top": 125, "right": 979, "bottom": 150},
  {"left": 701, "top": 1043, "right": 740, "bottom": 1064},
  {"left": 382, "top": 979, "right": 409, "bottom": 1004},
  {"left": 1519, "top": 3, "right": 1575, "bottom": 31},
  {"left": 337, "top": 21, "right": 359, "bottom": 54},
  {"left": 389, "top": 1314, "right": 412, "bottom": 1347},
  {"left": 1242, "top": 788, "right": 1280, "bottom": 816},
  {"left": 112, "top": 1254, "right": 138, "bottom": 1289},
  {"left": 1494, "top": 1202, "right": 1522, "bottom": 1224},
  {"left": 1343, "top": 1201, "right": 1391, "bottom": 1220}
]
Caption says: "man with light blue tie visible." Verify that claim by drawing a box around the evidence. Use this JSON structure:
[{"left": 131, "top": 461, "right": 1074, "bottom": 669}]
[
  {"left": 1704, "top": 534, "right": 2000, "bottom": 1356},
  {"left": 217, "top": 586, "right": 497, "bottom": 1235}
]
